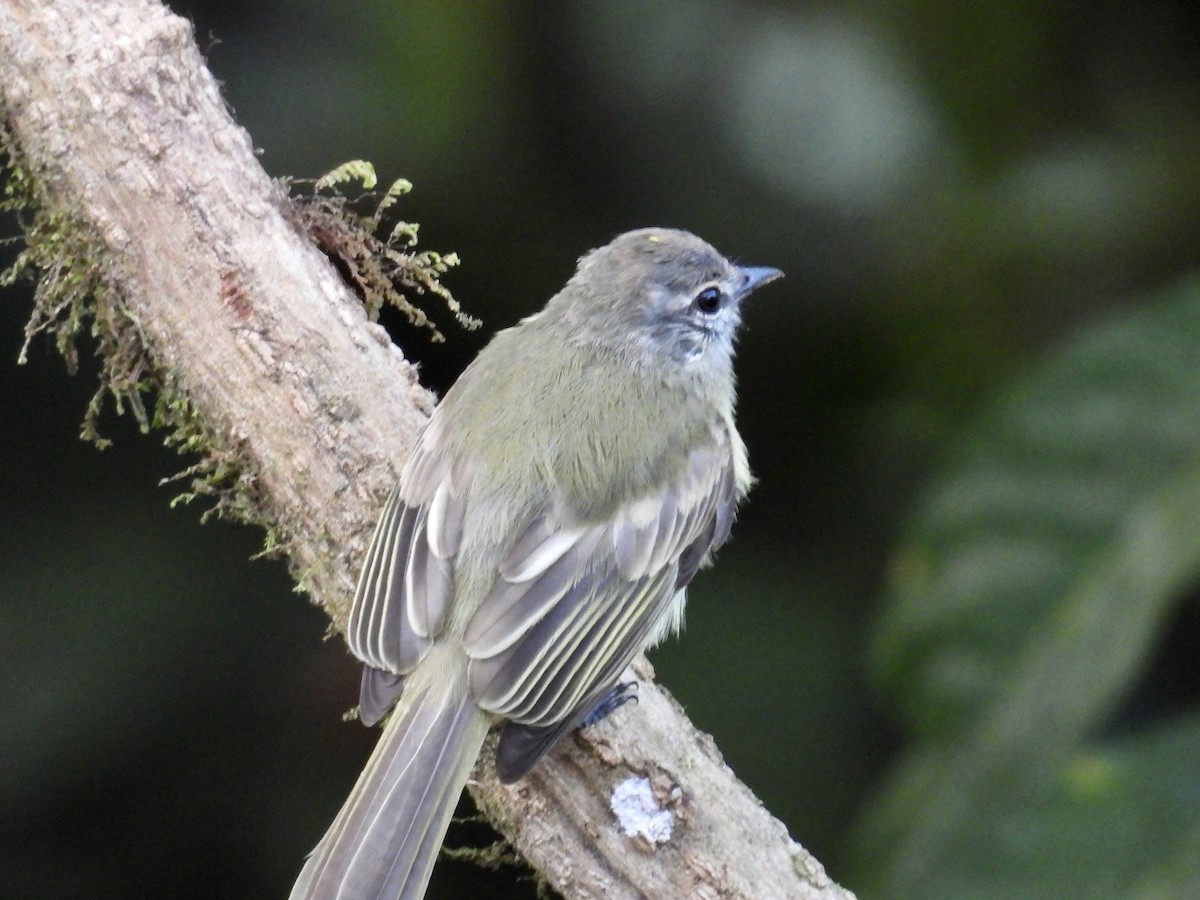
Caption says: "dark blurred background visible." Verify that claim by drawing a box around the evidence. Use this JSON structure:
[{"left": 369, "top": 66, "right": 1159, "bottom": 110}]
[{"left": 4, "top": 1, "right": 1200, "bottom": 898}]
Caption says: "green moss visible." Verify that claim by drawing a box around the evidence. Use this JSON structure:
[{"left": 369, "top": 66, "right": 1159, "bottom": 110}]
[
  {"left": 1, "top": 120, "right": 272, "bottom": 542},
  {"left": 440, "top": 832, "right": 522, "bottom": 870},
  {"left": 439, "top": 815, "right": 545, "bottom": 894},
  {"left": 3, "top": 149, "right": 139, "bottom": 444},
  {"left": 289, "top": 160, "right": 479, "bottom": 343},
  {"left": 2, "top": 135, "right": 469, "bottom": 599}
]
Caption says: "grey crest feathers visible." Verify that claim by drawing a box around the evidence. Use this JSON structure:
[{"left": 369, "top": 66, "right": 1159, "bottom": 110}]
[{"left": 293, "top": 228, "right": 782, "bottom": 900}]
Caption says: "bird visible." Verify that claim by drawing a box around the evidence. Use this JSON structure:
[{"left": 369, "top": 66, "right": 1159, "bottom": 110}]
[{"left": 290, "top": 227, "right": 782, "bottom": 900}]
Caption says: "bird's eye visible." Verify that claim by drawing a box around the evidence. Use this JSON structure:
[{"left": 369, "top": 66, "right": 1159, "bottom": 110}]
[{"left": 693, "top": 287, "right": 723, "bottom": 314}]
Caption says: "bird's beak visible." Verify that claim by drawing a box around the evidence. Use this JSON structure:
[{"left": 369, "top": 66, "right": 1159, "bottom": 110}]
[{"left": 736, "top": 266, "right": 784, "bottom": 300}]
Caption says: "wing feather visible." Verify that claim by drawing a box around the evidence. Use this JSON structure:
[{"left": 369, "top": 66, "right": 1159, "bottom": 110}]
[
  {"left": 350, "top": 487, "right": 404, "bottom": 664},
  {"left": 426, "top": 477, "right": 465, "bottom": 560},
  {"left": 470, "top": 584, "right": 604, "bottom": 715},
  {"left": 346, "top": 420, "right": 466, "bottom": 676},
  {"left": 463, "top": 526, "right": 603, "bottom": 658},
  {"left": 511, "top": 567, "right": 676, "bottom": 727},
  {"left": 403, "top": 506, "right": 455, "bottom": 639},
  {"left": 349, "top": 412, "right": 745, "bottom": 777},
  {"left": 375, "top": 504, "right": 428, "bottom": 669},
  {"left": 465, "top": 428, "right": 742, "bottom": 746},
  {"left": 501, "top": 517, "right": 587, "bottom": 581},
  {"left": 490, "top": 566, "right": 681, "bottom": 782}
]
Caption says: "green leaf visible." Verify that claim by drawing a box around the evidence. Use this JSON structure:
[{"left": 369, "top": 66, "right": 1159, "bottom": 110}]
[
  {"left": 1131, "top": 821, "right": 1200, "bottom": 900},
  {"left": 855, "top": 713, "right": 1200, "bottom": 899},
  {"left": 875, "top": 276, "right": 1200, "bottom": 738},
  {"left": 855, "top": 277, "right": 1200, "bottom": 897}
]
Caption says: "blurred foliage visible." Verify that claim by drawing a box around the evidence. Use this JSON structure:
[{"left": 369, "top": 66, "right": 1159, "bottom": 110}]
[
  {"left": 4, "top": 1, "right": 1200, "bottom": 898},
  {"left": 853, "top": 279, "right": 1200, "bottom": 897}
]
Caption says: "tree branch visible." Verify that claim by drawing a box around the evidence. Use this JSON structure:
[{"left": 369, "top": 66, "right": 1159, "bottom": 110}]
[{"left": 0, "top": 2, "right": 854, "bottom": 897}]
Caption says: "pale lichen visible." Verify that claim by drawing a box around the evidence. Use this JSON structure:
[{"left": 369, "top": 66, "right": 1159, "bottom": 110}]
[{"left": 611, "top": 775, "right": 676, "bottom": 844}]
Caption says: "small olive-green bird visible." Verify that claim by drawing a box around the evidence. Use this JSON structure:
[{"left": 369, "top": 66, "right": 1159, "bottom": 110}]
[{"left": 290, "top": 228, "right": 782, "bottom": 900}]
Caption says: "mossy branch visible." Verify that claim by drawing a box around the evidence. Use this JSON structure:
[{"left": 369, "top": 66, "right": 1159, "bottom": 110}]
[{"left": 0, "top": 2, "right": 854, "bottom": 899}]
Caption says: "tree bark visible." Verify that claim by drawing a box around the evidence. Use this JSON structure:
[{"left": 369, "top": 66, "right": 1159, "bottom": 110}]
[{"left": 0, "top": 1, "right": 855, "bottom": 898}]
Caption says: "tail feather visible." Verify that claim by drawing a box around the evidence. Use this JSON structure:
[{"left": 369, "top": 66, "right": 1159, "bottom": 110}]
[{"left": 291, "top": 682, "right": 490, "bottom": 900}]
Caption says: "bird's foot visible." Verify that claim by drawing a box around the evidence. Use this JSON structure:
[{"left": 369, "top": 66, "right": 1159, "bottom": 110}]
[{"left": 581, "top": 681, "right": 639, "bottom": 728}]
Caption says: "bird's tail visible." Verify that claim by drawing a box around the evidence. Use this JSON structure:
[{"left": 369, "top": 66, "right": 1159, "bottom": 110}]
[{"left": 290, "top": 676, "right": 490, "bottom": 900}]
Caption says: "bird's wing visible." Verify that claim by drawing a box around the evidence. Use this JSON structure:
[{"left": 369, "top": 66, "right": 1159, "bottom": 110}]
[
  {"left": 346, "top": 416, "right": 468, "bottom": 680},
  {"left": 462, "top": 426, "right": 740, "bottom": 778}
]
